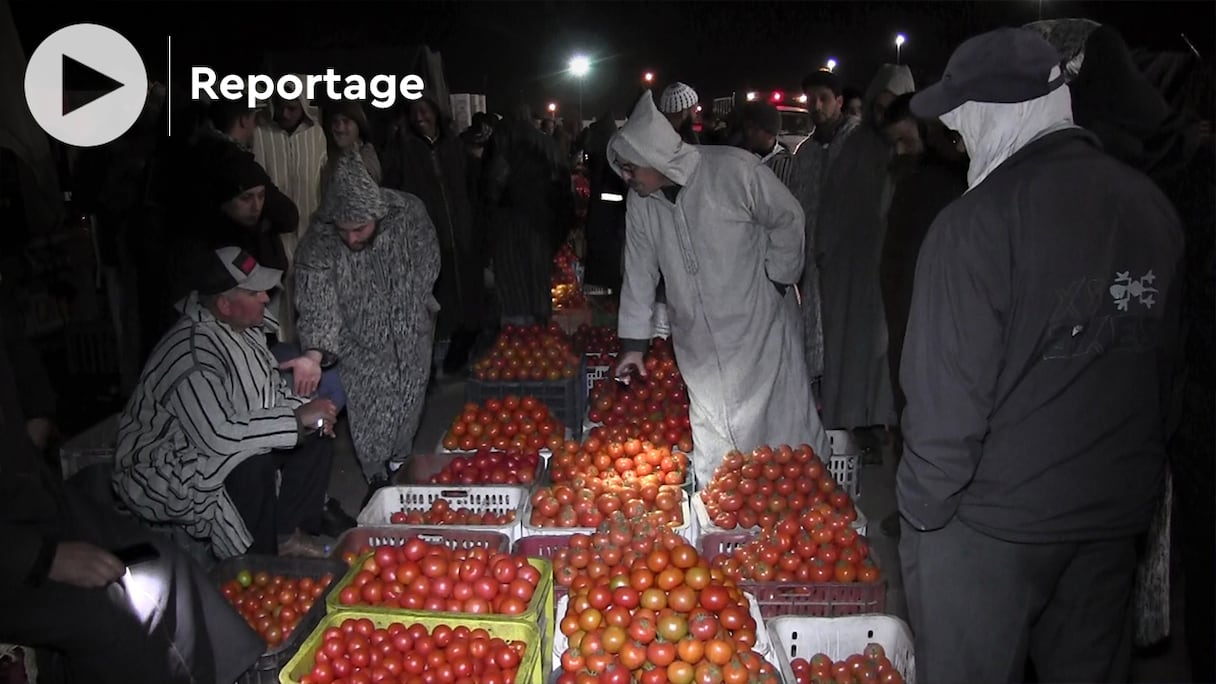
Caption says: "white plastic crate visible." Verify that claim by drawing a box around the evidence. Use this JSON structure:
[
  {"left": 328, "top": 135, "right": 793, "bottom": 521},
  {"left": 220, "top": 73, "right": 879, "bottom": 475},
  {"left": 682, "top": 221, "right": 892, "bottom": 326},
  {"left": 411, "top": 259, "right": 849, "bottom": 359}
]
[
  {"left": 583, "top": 352, "right": 617, "bottom": 397},
  {"left": 767, "top": 614, "right": 916, "bottom": 684},
  {"left": 826, "top": 429, "right": 861, "bottom": 498},
  {"left": 356, "top": 485, "right": 527, "bottom": 543},
  {"left": 692, "top": 492, "right": 868, "bottom": 537},
  {"left": 522, "top": 495, "right": 693, "bottom": 544}
]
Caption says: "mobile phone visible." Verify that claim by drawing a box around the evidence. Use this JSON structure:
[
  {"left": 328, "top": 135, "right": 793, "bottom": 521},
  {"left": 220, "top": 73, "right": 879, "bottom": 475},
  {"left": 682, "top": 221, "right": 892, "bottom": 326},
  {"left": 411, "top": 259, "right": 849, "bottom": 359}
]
[{"left": 113, "top": 542, "right": 159, "bottom": 567}]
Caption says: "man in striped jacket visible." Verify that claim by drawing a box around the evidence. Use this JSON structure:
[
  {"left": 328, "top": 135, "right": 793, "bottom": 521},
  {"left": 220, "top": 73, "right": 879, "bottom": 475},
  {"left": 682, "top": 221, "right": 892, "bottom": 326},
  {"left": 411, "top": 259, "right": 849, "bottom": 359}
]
[{"left": 113, "top": 247, "right": 339, "bottom": 559}]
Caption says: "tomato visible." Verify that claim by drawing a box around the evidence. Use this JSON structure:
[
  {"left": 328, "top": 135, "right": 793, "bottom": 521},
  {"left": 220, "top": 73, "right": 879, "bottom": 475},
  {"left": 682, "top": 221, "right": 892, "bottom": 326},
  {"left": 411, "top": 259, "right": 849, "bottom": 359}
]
[
  {"left": 669, "top": 661, "right": 696, "bottom": 684},
  {"left": 667, "top": 586, "right": 698, "bottom": 613},
  {"left": 834, "top": 561, "right": 857, "bottom": 583},
  {"left": 656, "top": 613, "right": 689, "bottom": 642},
  {"left": 699, "top": 585, "right": 730, "bottom": 612},
  {"left": 628, "top": 616, "right": 656, "bottom": 644},
  {"left": 619, "top": 640, "right": 649, "bottom": 670}
]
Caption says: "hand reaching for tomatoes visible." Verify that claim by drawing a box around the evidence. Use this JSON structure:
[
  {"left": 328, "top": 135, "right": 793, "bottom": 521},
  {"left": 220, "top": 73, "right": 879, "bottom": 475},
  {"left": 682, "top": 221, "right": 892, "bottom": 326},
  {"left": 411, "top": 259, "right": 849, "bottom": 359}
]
[{"left": 614, "top": 350, "right": 647, "bottom": 382}]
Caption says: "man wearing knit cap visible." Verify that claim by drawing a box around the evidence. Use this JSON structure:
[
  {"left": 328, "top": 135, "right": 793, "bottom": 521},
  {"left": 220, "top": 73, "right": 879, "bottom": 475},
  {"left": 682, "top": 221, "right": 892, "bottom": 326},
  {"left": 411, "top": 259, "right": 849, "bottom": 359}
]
[
  {"left": 896, "top": 28, "right": 1183, "bottom": 683},
  {"left": 658, "top": 82, "right": 700, "bottom": 145},
  {"left": 294, "top": 150, "right": 441, "bottom": 501},
  {"left": 609, "top": 90, "right": 830, "bottom": 486}
]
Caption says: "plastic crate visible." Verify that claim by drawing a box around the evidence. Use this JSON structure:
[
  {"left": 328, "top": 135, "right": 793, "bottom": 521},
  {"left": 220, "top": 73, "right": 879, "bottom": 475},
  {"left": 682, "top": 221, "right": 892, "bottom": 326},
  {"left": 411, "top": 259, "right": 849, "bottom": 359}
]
[
  {"left": 209, "top": 554, "right": 346, "bottom": 676},
  {"left": 398, "top": 451, "right": 547, "bottom": 489},
  {"left": 767, "top": 614, "right": 916, "bottom": 684},
  {"left": 826, "top": 429, "right": 861, "bottom": 499},
  {"left": 465, "top": 359, "right": 586, "bottom": 440},
  {"left": 357, "top": 485, "right": 528, "bottom": 542},
  {"left": 278, "top": 610, "right": 544, "bottom": 684},
  {"left": 522, "top": 493, "right": 693, "bottom": 543},
  {"left": 692, "top": 492, "right": 868, "bottom": 537},
  {"left": 329, "top": 526, "right": 510, "bottom": 561},
  {"left": 698, "top": 532, "right": 887, "bottom": 618},
  {"left": 325, "top": 554, "right": 555, "bottom": 678},
  {"left": 583, "top": 352, "right": 617, "bottom": 398}
]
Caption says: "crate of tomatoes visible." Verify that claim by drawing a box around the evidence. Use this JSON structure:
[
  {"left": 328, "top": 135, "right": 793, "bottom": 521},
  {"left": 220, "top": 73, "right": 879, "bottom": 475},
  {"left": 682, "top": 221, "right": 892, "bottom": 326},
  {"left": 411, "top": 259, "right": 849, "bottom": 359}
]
[
  {"left": 767, "top": 614, "right": 915, "bottom": 684},
  {"left": 325, "top": 537, "right": 555, "bottom": 677},
  {"left": 358, "top": 484, "right": 527, "bottom": 542},
  {"left": 523, "top": 481, "right": 692, "bottom": 542},
  {"left": 441, "top": 395, "right": 570, "bottom": 455},
  {"left": 401, "top": 448, "right": 546, "bottom": 489},
  {"left": 279, "top": 611, "right": 543, "bottom": 684},
  {"left": 210, "top": 554, "right": 344, "bottom": 679},
  {"left": 467, "top": 324, "right": 586, "bottom": 438},
  {"left": 330, "top": 526, "right": 510, "bottom": 565}
]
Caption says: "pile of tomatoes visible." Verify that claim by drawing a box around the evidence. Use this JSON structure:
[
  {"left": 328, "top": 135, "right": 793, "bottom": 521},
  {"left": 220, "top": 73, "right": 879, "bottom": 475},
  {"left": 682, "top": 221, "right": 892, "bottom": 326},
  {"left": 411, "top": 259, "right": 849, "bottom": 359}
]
[
  {"left": 219, "top": 570, "right": 333, "bottom": 648},
  {"left": 388, "top": 498, "right": 517, "bottom": 527},
  {"left": 549, "top": 513, "right": 689, "bottom": 589},
  {"left": 441, "top": 396, "right": 566, "bottom": 453},
  {"left": 298, "top": 618, "right": 530, "bottom": 684},
  {"left": 530, "top": 484, "right": 686, "bottom": 530},
  {"left": 422, "top": 448, "right": 541, "bottom": 486},
  {"left": 710, "top": 515, "right": 882, "bottom": 585},
  {"left": 552, "top": 244, "right": 586, "bottom": 311},
  {"left": 472, "top": 323, "right": 579, "bottom": 382},
  {"left": 585, "top": 339, "right": 694, "bottom": 452},
  {"left": 555, "top": 519, "right": 780, "bottom": 684},
  {"left": 699, "top": 445, "right": 858, "bottom": 531},
  {"left": 335, "top": 540, "right": 542, "bottom": 616},
  {"left": 789, "top": 645, "right": 904, "bottom": 684},
  {"left": 549, "top": 433, "right": 689, "bottom": 486},
  {"left": 573, "top": 325, "right": 621, "bottom": 356}
]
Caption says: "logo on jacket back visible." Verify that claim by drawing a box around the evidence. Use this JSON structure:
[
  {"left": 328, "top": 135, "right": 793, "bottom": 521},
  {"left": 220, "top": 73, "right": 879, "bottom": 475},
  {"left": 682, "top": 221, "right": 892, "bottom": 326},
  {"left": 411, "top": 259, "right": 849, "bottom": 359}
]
[{"left": 1109, "top": 270, "right": 1157, "bottom": 311}]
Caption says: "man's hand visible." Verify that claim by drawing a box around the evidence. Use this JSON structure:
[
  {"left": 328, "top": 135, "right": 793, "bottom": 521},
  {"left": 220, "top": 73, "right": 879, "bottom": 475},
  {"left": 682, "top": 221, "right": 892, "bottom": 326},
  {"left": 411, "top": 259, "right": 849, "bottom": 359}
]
[
  {"left": 295, "top": 398, "right": 338, "bottom": 437},
  {"left": 26, "top": 418, "right": 57, "bottom": 451},
  {"left": 614, "top": 351, "right": 647, "bottom": 382},
  {"left": 48, "top": 542, "right": 125, "bottom": 588},
  {"left": 281, "top": 351, "right": 323, "bottom": 397}
]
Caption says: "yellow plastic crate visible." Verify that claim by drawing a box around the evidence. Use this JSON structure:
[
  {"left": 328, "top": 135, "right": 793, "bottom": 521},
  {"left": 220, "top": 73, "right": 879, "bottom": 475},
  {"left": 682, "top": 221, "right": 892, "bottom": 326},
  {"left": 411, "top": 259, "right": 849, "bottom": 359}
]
[
  {"left": 325, "top": 553, "right": 555, "bottom": 679},
  {"left": 278, "top": 610, "right": 543, "bottom": 684}
]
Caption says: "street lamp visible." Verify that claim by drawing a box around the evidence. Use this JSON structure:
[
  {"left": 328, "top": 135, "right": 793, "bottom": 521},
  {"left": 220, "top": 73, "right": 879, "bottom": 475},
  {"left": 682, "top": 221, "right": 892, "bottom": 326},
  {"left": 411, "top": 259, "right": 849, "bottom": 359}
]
[
  {"left": 746, "top": 91, "right": 757, "bottom": 102},
  {"left": 895, "top": 34, "right": 906, "bottom": 64},
  {"left": 643, "top": 71, "right": 655, "bottom": 85},
  {"left": 568, "top": 55, "right": 591, "bottom": 130},
  {"left": 547, "top": 102, "right": 557, "bottom": 114},
  {"left": 825, "top": 58, "right": 837, "bottom": 72}
]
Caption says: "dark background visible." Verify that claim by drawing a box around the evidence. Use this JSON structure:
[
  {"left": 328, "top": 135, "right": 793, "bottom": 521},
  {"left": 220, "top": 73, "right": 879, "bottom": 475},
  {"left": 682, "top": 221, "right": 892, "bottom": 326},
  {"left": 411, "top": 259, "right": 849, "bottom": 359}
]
[{"left": 10, "top": 0, "right": 1215, "bottom": 119}]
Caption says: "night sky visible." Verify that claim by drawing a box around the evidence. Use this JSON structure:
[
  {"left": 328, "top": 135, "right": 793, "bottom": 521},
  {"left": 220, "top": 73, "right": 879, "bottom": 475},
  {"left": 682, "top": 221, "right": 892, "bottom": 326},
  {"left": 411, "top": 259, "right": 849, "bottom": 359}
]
[{"left": 9, "top": 1, "right": 1215, "bottom": 120}]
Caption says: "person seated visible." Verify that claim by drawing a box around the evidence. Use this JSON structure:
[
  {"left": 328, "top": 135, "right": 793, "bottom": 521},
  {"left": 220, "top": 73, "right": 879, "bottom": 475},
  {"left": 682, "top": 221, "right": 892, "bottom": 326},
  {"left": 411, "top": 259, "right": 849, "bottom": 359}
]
[
  {"left": 112, "top": 247, "right": 351, "bottom": 559},
  {"left": 0, "top": 307, "right": 263, "bottom": 684}
]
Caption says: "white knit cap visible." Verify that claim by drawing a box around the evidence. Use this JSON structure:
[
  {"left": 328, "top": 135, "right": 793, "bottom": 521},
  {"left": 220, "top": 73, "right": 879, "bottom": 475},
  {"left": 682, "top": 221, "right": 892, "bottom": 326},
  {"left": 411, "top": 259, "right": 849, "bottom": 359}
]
[{"left": 658, "top": 82, "right": 699, "bottom": 114}]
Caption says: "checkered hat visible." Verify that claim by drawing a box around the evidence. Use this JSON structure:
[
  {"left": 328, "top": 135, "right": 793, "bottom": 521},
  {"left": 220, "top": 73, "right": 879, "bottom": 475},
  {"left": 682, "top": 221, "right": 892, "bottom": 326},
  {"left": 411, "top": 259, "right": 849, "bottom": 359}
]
[{"left": 658, "top": 82, "right": 699, "bottom": 114}]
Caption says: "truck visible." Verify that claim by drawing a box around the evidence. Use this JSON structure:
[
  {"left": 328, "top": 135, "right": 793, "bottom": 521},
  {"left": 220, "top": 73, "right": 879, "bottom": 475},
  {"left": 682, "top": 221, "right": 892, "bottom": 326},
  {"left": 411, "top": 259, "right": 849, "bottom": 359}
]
[{"left": 711, "top": 90, "right": 814, "bottom": 153}]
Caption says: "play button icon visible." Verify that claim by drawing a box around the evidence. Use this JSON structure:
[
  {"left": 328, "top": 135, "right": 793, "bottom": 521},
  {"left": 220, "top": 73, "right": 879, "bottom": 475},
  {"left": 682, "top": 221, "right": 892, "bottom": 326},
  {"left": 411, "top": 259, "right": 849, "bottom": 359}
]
[{"left": 24, "top": 24, "right": 148, "bottom": 147}]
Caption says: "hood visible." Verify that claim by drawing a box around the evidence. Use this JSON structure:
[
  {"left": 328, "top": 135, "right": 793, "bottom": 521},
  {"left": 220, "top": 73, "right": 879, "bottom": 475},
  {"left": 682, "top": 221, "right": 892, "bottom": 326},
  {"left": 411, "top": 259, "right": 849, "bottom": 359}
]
[
  {"left": 315, "top": 148, "right": 387, "bottom": 223},
  {"left": 863, "top": 64, "right": 916, "bottom": 126},
  {"left": 607, "top": 90, "right": 700, "bottom": 186},
  {"left": 1024, "top": 18, "right": 1103, "bottom": 81},
  {"left": 940, "top": 65, "right": 1077, "bottom": 190},
  {"left": 267, "top": 75, "right": 319, "bottom": 126},
  {"left": 1069, "top": 25, "right": 1201, "bottom": 177}
]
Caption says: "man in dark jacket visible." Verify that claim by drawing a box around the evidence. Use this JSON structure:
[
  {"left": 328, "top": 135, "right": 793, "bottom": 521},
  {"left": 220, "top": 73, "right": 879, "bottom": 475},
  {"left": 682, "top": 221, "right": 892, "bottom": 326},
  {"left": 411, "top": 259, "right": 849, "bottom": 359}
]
[
  {"left": 383, "top": 96, "right": 482, "bottom": 374},
  {"left": 897, "top": 29, "right": 1184, "bottom": 684},
  {"left": 0, "top": 311, "right": 262, "bottom": 683}
]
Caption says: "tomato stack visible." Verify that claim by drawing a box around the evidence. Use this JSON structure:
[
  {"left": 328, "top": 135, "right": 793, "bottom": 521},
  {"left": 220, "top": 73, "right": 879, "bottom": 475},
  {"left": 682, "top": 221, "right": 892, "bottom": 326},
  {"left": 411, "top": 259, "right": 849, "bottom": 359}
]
[
  {"left": 548, "top": 513, "right": 692, "bottom": 592},
  {"left": 548, "top": 435, "right": 689, "bottom": 487},
  {"left": 572, "top": 324, "right": 621, "bottom": 356},
  {"left": 698, "top": 445, "right": 858, "bottom": 532},
  {"left": 552, "top": 244, "right": 586, "bottom": 311},
  {"left": 293, "top": 616, "right": 536, "bottom": 684},
  {"left": 471, "top": 323, "right": 580, "bottom": 383},
  {"left": 422, "top": 447, "right": 543, "bottom": 486},
  {"left": 789, "top": 644, "right": 905, "bottom": 684},
  {"left": 585, "top": 338, "right": 693, "bottom": 453},
  {"left": 529, "top": 480, "right": 686, "bottom": 530},
  {"left": 555, "top": 516, "right": 781, "bottom": 684},
  {"left": 333, "top": 541, "right": 544, "bottom": 617},
  {"left": 388, "top": 500, "right": 518, "bottom": 526},
  {"left": 442, "top": 396, "right": 567, "bottom": 453},
  {"left": 219, "top": 570, "right": 334, "bottom": 648},
  {"left": 710, "top": 517, "right": 882, "bottom": 585}
]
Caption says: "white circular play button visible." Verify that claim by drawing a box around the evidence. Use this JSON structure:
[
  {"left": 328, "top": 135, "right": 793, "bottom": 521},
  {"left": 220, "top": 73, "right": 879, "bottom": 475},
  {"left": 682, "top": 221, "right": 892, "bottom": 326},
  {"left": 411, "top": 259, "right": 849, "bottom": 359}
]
[{"left": 24, "top": 23, "right": 148, "bottom": 148}]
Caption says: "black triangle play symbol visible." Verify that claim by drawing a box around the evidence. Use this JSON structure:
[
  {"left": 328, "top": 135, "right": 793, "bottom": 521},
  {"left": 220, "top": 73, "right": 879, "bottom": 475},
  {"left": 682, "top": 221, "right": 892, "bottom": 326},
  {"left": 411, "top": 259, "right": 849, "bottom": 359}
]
[{"left": 62, "top": 54, "right": 125, "bottom": 115}]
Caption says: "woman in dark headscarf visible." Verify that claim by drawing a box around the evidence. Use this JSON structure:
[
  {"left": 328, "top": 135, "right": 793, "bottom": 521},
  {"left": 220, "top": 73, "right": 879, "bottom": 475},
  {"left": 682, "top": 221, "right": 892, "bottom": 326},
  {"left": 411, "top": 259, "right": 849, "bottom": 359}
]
[
  {"left": 1061, "top": 23, "right": 1214, "bottom": 677},
  {"left": 481, "top": 105, "right": 575, "bottom": 324}
]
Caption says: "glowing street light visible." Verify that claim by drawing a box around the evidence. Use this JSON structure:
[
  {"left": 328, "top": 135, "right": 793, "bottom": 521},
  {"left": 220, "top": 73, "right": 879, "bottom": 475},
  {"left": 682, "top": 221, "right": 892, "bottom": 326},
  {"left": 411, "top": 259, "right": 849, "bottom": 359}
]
[
  {"left": 547, "top": 102, "right": 557, "bottom": 113},
  {"left": 746, "top": 91, "right": 757, "bottom": 102},
  {"left": 568, "top": 55, "right": 591, "bottom": 128},
  {"left": 643, "top": 71, "right": 655, "bottom": 84},
  {"left": 825, "top": 58, "right": 837, "bottom": 72},
  {"left": 797, "top": 94, "right": 808, "bottom": 104},
  {"left": 895, "top": 34, "right": 906, "bottom": 64}
]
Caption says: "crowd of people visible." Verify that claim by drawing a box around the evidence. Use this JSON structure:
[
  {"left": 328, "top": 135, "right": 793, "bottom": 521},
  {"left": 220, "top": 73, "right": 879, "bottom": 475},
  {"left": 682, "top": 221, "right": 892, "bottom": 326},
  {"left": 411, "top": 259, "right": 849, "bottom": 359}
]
[{"left": 0, "top": 14, "right": 1210, "bottom": 684}]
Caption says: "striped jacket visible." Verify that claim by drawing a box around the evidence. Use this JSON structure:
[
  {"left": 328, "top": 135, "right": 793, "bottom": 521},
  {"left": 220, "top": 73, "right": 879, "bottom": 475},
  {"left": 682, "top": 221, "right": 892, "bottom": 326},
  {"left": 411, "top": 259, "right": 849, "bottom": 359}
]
[{"left": 112, "top": 295, "right": 305, "bottom": 558}]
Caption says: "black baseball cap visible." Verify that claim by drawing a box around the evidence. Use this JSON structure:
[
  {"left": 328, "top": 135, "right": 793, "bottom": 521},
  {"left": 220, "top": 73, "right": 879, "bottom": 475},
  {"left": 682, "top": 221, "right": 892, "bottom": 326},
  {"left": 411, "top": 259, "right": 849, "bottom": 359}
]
[{"left": 912, "top": 27, "right": 1067, "bottom": 119}]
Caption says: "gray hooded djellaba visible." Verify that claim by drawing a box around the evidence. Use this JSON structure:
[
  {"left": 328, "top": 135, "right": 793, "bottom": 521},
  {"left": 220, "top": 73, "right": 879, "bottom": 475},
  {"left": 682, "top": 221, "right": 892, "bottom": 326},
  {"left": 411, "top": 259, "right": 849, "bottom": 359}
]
[
  {"left": 814, "top": 64, "right": 914, "bottom": 430},
  {"left": 293, "top": 150, "right": 441, "bottom": 481},
  {"left": 610, "top": 92, "right": 831, "bottom": 485}
]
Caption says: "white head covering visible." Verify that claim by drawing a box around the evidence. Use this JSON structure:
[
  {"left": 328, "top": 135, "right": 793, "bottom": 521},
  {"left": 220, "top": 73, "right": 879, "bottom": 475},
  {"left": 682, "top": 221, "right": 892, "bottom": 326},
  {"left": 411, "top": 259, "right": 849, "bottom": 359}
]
[
  {"left": 608, "top": 91, "right": 701, "bottom": 186},
  {"left": 941, "top": 65, "right": 1077, "bottom": 190},
  {"left": 658, "top": 82, "right": 700, "bottom": 114}
]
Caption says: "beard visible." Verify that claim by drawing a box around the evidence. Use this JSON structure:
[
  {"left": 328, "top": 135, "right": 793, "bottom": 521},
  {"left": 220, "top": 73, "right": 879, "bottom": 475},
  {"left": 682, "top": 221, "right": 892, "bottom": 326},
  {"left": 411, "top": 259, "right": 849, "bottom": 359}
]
[{"left": 344, "top": 224, "right": 380, "bottom": 252}]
